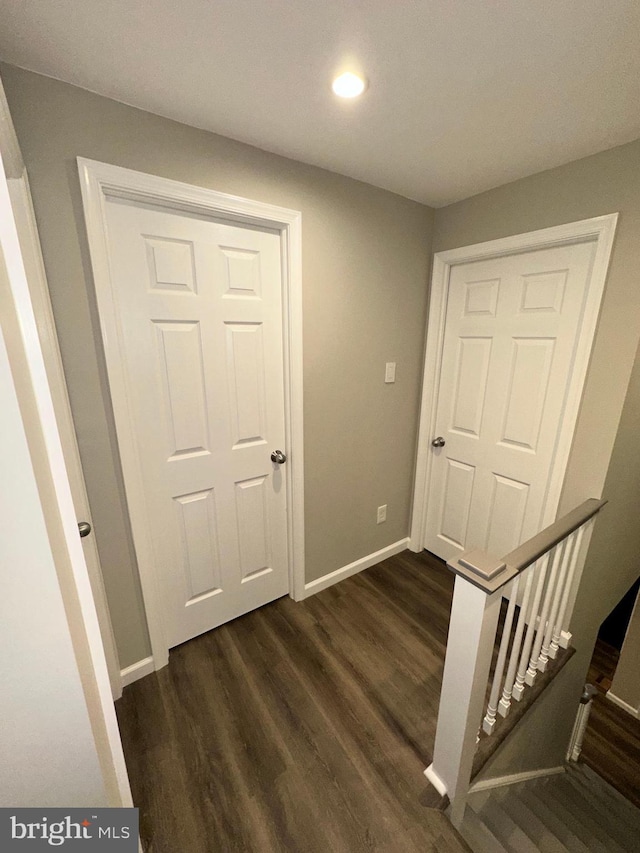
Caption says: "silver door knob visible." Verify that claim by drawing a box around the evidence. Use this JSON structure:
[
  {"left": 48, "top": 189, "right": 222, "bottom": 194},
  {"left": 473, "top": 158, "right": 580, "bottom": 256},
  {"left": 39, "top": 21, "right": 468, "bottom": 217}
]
[
  {"left": 270, "top": 450, "right": 287, "bottom": 464},
  {"left": 431, "top": 436, "right": 446, "bottom": 448},
  {"left": 78, "top": 521, "right": 92, "bottom": 538}
]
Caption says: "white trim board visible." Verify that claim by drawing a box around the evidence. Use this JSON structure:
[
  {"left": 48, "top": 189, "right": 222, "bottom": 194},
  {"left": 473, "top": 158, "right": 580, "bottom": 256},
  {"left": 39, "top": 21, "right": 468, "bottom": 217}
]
[
  {"left": 0, "top": 140, "right": 132, "bottom": 808},
  {"left": 424, "top": 764, "right": 448, "bottom": 797},
  {"left": 8, "top": 173, "right": 122, "bottom": 701},
  {"left": 606, "top": 690, "right": 640, "bottom": 719},
  {"left": 410, "top": 214, "right": 618, "bottom": 553},
  {"left": 121, "top": 656, "right": 155, "bottom": 689},
  {"left": 0, "top": 72, "right": 23, "bottom": 179},
  {"left": 303, "top": 538, "right": 409, "bottom": 598},
  {"left": 77, "top": 158, "right": 305, "bottom": 672},
  {"left": 469, "top": 765, "right": 566, "bottom": 793}
]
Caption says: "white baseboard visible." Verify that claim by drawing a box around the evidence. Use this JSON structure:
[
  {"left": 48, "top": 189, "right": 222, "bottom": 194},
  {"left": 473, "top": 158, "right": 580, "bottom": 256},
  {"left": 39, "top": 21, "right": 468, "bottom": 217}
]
[
  {"left": 469, "top": 765, "right": 566, "bottom": 793},
  {"left": 121, "top": 655, "right": 155, "bottom": 689},
  {"left": 407, "top": 536, "right": 422, "bottom": 554},
  {"left": 302, "top": 538, "right": 410, "bottom": 598},
  {"left": 606, "top": 690, "right": 640, "bottom": 719},
  {"left": 424, "top": 763, "right": 448, "bottom": 797}
]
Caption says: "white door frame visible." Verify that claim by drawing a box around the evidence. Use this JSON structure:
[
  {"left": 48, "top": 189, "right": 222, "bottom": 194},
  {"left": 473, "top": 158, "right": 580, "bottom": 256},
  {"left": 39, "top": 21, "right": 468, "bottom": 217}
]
[
  {"left": 410, "top": 214, "right": 618, "bottom": 554},
  {"left": 0, "top": 76, "right": 122, "bottom": 698},
  {"left": 0, "top": 146, "right": 132, "bottom": 807},
  {"left": 78, "top": 158, "right": 305, "bottom": 671},
  {"left": 9, "top": 174, "right": 123, "bottom": 699}
]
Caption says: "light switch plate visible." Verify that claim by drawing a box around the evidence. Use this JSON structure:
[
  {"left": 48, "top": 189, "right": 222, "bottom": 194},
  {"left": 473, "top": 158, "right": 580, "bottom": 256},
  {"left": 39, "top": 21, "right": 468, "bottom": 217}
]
[{"left": 385, "top": 362, "right": 396, "bottom": 383}]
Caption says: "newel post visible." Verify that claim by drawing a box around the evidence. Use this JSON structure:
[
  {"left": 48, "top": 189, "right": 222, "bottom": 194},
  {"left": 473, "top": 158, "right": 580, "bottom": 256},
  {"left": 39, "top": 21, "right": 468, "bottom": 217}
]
[{"left": 425, "top": 549, "right": 516, "bottom": 827}]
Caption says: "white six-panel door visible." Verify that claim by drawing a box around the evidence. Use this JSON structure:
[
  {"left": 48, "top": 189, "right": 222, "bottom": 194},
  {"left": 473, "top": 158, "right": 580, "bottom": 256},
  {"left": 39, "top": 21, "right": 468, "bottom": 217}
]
[
  {"left": 424, "top": 241, "right": 596, "bottom": 562},
  {"left": 104, "top": 198, "right": 289, "bottom": 648}
]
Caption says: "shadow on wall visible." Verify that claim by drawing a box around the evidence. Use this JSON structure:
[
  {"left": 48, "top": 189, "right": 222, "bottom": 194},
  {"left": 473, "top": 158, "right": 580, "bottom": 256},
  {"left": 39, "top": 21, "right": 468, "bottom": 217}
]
[{"left": 598, "top": 576, "right": 640, "bottom": 652}]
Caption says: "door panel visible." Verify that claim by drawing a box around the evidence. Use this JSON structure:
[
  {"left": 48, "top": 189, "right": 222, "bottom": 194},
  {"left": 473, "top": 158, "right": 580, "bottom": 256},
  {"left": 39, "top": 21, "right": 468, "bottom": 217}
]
[
  {"left": 450, "top": 336, "right": 492, "bottom": 436},
  {"left": 500, "top": 337, "right": 555, "bottom": 451},
  {"left": 154, "top": 320, "right": 210, "bottom": 457},
  {"left": 440, "top": 458, "right": 475, "bottom": 549},
  {"left": 485, "top": 474, "right": 529, "bottom": 558},
  {"left": 103, "top": 199, "right": 288, "bottom": 648},
  {"left": 226, "top": 322, "right": 268, "bottom": 446},
  {"left": 235, "top": 475, "right": 271, "bottom": 579},
  {"left": 174, "top": 488, "right": 222, "bottom": 601},
  {"left": 425, "top": 242, "right": 595, "bottom": 561}
]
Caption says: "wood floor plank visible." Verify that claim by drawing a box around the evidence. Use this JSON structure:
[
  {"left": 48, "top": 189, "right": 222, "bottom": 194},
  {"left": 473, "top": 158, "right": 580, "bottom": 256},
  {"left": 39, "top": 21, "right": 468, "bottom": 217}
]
[
  {"left": 581, "top": 637, "right": 640, "bottom": 808},
  {"left": 115, "top": 550, "right": 471, "bottom": 852},
  {"left": 117, "top": 552, "right": 466, "bottom": 853},
  {"left": 117, "top": 552, "right": 640, "bottom": 850},
  {"left": 581, "top": 691, "right": 640, "bottom": 808}
]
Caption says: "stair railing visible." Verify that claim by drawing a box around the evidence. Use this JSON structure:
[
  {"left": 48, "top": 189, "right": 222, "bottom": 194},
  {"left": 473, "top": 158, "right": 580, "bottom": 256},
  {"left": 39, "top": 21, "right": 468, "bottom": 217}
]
[{"left": 424, "top": 498, "right": 607, "bottom": 827}]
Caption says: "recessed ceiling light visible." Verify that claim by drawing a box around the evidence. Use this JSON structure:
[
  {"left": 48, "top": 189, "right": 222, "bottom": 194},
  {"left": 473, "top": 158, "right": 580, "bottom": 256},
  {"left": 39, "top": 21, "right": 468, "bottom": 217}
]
[{"left": 332, "top": 72, "right": 367, "bottom": 99}]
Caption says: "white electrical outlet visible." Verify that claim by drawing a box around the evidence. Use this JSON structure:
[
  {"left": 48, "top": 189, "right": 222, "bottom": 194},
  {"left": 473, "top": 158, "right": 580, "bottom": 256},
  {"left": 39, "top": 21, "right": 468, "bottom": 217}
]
[
  {"left": 377, "top": 504, "right": 387, "bottom": 524},
  {"left": 385, "top": 362, "right": 396, "bottom": 383}
]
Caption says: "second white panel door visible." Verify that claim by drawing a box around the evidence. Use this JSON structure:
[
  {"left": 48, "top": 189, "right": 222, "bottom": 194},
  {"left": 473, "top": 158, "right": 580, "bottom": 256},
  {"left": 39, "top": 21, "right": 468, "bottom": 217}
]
[
  {"left": 104, "top": 198, "right": 289, "bottom": 649},
  {"left": 425, "top": 241, "right": 595, "bottom": 562}
]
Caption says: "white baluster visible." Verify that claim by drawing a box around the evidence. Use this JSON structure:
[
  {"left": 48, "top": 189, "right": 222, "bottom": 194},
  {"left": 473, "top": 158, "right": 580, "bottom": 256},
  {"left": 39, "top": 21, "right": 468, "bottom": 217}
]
[
  {"left": 550, "top": 525, "right": 585, "bottom": 656},
  {"left": 498, "top": 564, "right": 535, "bottom": 716},
  {"left": 566, "top": 684, "right": 598, "bottom": 761},
  {"left": 525, "top": 543, "right": 564, "bottom": 686},
  {"left": 483, "top": 576, "right": 520, "bottom": 734},
  {"left": 512, "top": 554, "right": 550, "bottom": 701},
  {"left": 546, "top": 532, "right": 577, "bottom": 659},
  {"left": 538, "top": 539, "right": 569, "bottom": 672}
]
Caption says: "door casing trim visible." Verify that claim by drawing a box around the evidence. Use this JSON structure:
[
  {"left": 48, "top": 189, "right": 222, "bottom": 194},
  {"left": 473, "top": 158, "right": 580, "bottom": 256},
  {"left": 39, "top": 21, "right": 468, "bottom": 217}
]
[
  {"left": 78, "top": 157, "right": 305, "bottom": 671},
  {"left": 9, "top": 173, "right": 123, "bottom": 698},
  {"left": 410, "top": 214, "right": 618, "bottom": 554}
]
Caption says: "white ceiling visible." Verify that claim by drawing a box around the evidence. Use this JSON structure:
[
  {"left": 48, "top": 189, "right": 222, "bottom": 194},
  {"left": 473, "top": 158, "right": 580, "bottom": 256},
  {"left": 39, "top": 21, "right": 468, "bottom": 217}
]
[{"left": 0, "top": 0, "right": 639, "bottom": 207}]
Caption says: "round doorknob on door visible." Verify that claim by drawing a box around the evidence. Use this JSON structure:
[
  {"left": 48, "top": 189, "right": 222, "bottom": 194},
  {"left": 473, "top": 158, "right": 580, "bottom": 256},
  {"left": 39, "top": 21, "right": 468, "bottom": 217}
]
[
  {"left": 78, "top": 521, "right": 92, "bottom": 538},
  {"left": 270, "top": 450, "right": 287, "bottom": 464},
  {"left": 431, "top": 436, "right": 446, "bottom": 448}
]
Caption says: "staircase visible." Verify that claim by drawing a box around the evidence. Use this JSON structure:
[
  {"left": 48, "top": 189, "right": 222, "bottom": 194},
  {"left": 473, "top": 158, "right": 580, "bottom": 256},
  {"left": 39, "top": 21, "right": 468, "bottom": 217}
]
[{"left": 458, "top": 763, "right": 640, "bottom": 852}]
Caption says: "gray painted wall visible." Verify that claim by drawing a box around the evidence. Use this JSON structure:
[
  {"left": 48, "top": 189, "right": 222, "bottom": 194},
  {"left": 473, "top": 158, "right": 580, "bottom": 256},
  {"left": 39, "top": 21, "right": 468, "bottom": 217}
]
[
  {"left": 6, "top": 61, "right": 640, "bottom": 737},
  {"left": 1, "top": 64, "right": 434, "bottom": 669},
  {"left": 434, "top": 138, "right": 640, "bottom": 775}
]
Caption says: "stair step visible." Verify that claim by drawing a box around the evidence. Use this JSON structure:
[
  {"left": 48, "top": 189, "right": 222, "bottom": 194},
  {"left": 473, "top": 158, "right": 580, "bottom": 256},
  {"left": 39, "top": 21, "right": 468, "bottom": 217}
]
[
  {"left": 528, "top": 777, "right": 613, "bottom": 853},
  {"left": 548, "top": 777, "right": 627, "bottom": 853},
  {"left": 563, "top": 767, "right": 640, "bottom": 851},
  {"left": 515, "top": 785, "right": 590, "bottom": 853},
  {"left": 494, "top": 788, "right": 568, "bottom": 853},
  {"left": 567, "top": 765, "right": 634, "bottom": 817},
  {"left": 458, "top": 761, "right": 640, "bottom": 853},
  {"left": 473, "top": 796, "right": 541, "bottom": 853},
  {"left": 458, "top": 803, "right": 508, "bottom": 853},
  {"left": 573, "top": 762, "right": 640, "bottom": 819}
]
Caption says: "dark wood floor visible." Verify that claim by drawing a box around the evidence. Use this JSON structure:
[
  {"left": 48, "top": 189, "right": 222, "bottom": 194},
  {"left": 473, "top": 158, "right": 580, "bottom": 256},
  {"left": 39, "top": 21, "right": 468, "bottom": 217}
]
[
  {"left": 116, "top": 550, "right": 471, "bottom": 852},
  {"left": 582, "top": 638, "right": 640, "bottom": 808}
]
